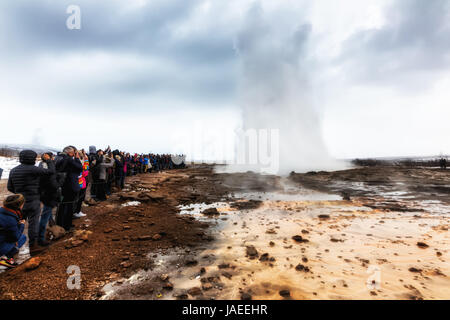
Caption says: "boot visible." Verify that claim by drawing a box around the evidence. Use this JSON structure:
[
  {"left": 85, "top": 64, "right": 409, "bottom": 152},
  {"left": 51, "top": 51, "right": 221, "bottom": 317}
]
[
  {"left": 38, "top": 239, "right": 50, "bottom": 247},
  {"left": 29, "top": 241, "right": 47, "bottom": 257}
]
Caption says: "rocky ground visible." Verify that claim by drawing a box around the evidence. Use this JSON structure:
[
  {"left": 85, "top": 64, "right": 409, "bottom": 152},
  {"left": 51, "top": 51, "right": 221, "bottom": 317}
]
[{"left": 0, "top": 164, "right": 449, "bottom": 300}]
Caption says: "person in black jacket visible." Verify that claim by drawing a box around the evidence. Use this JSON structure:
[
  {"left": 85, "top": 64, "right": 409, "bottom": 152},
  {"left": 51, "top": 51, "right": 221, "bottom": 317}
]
[
  {"left": 7, "top": 150, "right": 55, "bottom": 256},
  {"left": 38, "top": 152, "right": 60, "bottom": 246},
  {"left": 55, "top": 146, "right": 82, "bottom": 231}
]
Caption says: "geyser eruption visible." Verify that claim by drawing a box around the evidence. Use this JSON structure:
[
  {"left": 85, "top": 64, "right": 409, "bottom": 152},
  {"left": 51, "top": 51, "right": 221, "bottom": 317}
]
[{"left": 232, "top": 5, "right": 339, "bottom": 175}]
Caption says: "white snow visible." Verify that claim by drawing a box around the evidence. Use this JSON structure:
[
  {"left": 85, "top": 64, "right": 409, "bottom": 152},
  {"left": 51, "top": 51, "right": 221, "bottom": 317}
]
[
  {"left": 0, "top": 156, "right": 20, "bottom": 180},
  {"left": 121, "top": 201, "right": 141, "bottom": 207}
]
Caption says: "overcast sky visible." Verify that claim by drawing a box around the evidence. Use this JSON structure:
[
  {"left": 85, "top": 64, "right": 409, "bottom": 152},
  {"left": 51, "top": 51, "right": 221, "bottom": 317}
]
[{"left": 0, "top": 0, "right": 449, "bottom": 160}]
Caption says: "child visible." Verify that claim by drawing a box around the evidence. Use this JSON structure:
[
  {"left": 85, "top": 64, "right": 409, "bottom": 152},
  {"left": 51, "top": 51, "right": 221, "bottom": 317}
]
[{"left": 0, "top": 194, "right": 27, "bottom": 268}]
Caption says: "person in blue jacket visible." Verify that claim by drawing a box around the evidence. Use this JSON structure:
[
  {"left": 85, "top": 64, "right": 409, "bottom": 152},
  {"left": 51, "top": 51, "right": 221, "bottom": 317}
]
[{"left": 0, "top": 194, "right": 26, "bottom": 268}]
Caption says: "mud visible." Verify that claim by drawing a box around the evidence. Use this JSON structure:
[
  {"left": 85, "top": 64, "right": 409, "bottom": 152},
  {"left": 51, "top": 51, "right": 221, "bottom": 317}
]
[{"left": 0, "top": 164, "right": 449, "bottom": 300}]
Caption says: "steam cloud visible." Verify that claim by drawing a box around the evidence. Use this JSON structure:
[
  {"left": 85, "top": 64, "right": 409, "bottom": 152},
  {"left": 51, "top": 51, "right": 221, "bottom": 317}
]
[{"left": 233, "top": 5, "right": 340, "bottom": 175}]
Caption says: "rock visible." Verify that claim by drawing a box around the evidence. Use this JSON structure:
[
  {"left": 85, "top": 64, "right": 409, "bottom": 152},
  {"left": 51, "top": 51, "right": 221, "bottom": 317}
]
[
  {"left": 269, "top": 241, "right": 275, "bottom": 247},
  {"left": 408, "top": 267, "right": 422, "bottom": 273},
  {"left": 163, "top": 282, "right": 174, "bottom": 290},
  {"left": 185, "top": 259, "right": 198, "bottom": 266},
  {"left": 24, "top": 257, "right": 41, "bottom": 271},
  {"left": 417, "top": 242, "right": 429, "bottom": 249},
  {"left": 318, "top": 214, "right": 330, "bottom": 219},
  {"left": 202, "top": 208, "right": 220, "bottom": 216},
  {"left": 259, "top": 253, "right": 270, "bottom": 262},
  {"left": 241, "top": 293, "right": 252, "bottom": 300},
  {"left": 218, "top": 263, "right": 230, "bottom": 269},
  {"left": 301, "top": 229, "right": 309, "bottom": 234},
  {"left": 222, "top": 272, "right": 232, "bottom": 279},
  {"left": 173, "top": 290, "right": 188, "bottom": 300},
  {"left": 295, "top": 264, "right": 310, "bottom": 272},
  {"left": 138, "top": 235, "right": 152, "bottom": 241},
  {"left": 230, "top": 200, "right": 262, "bottom": 210},
  {"left": 200, "top": 267, "right": 206, "bottom": 274},
  {"left": 71, "top": 239, "right": 84, "bottom": 247},
  {"left": 152, "top": 234, "right": 162, "bottom": 241},
  {"left": 292, "top": 235, "right": 309, "bottom": 243},
  {"left": 246, "top": 246, "right": 258, "bottom": 258},
  {"left": 202, "top": 283, "right": 213, "bottom": 291},
  {"left": 436, "top": 252, "right": 442, "bottom": 257},
  {"left": 187, "top": 287, "right": 202, "bottom": 296},
  {"left": 104, "top": 228, "right": 113, "bottom": 234},
  {"left": 279, "top": 290, "right": 290, "bottom": 298},
  {"left": 120, "top": 261, "right": 132, "bottom": 268},
  {"left": 160, "top": 274, "right": 169, "bottom": 281},
  {"left": 47, "top": 225, "right": 66, "bottom": 240}
]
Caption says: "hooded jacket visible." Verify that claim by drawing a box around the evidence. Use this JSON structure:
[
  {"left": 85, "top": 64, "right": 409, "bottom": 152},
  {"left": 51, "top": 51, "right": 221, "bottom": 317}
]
[
  {"left": 0, "top": 207, "right": 25, "bottom": 249},
  {"left": 55, "top": 153, "right": 83, "bottom": 194},
  {"left": 7, "top": 150, "right": 56, "bottom": 203}
]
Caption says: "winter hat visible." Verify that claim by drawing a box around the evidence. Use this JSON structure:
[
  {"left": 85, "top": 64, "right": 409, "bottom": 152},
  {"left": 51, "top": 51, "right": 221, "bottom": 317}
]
[
  {"left": 3, "top": 194, "right": 25, "bottom": 211},
  {"left": 89, "top": 146, "right": 97, "bottom": 154},
  {"left": 19, "top": 150, "right": 37, "bottom": 165}
]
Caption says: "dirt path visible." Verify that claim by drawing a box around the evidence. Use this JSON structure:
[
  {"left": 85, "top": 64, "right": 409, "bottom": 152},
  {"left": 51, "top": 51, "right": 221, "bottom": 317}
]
[{"left": 0, "top": 165, "right": 223, "bottom": 300}]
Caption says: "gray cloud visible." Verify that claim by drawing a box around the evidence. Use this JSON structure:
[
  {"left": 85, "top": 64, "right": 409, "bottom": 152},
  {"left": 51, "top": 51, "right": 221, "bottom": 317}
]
[
  {"left": 0, "top": 0, "right": 238, "bottom": 110},
  {"left": 338, "top": 0, "right": 450, "bottom": 88}
]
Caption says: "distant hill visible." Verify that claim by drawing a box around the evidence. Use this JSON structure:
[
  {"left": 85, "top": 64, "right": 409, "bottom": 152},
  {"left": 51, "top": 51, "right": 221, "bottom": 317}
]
[{"left": 0, "top": 143, "right": 59, "bottom": 157}]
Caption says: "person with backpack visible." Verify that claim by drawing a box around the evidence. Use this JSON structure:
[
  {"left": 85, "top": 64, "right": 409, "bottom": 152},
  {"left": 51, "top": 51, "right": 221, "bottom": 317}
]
[
  {"left": 0, "top": 194, "right": 27, "bottom": 268},
  {"left": 7, "top": 150, "right": 55, "bottom": 256}
]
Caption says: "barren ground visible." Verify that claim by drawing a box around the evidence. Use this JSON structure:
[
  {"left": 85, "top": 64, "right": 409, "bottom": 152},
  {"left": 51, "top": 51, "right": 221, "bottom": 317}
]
[{"left": 0, "top": 164, "right": 449, "bottom": 300}]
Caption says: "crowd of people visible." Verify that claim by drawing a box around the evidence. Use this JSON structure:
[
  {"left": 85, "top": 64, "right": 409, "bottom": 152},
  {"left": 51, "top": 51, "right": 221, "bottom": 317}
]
[{"left": 0, "top": 146, "right": 185, "bottom": 268}]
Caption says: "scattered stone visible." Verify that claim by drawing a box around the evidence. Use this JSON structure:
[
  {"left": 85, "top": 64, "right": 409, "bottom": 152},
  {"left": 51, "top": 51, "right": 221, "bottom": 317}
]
[
  {"left": 318, "top": 214, "right": 330, "bottom": 220},
  {"left": 202, "top": 208, "right": 220, "bottom": 216},
  {"left": 47, "top": 225, "right": 66, "bottom": 240},
  {"left": 24, "top": 257, "right": 41, "bottom": 271},
  {"left": 279, "top": 290, "right": 290, "bottom": 298},
  {"left": 185, "top": 259, "right": 198, "bottom": 266},
  {"left": 269, "top": 241, "right": 275, "bottom": 247},
  {"left": 259, "top": 253, "right": 270, "bottom": 262},
  {"left": 163, "top": 282, "right": 174, "bottom": 290},
  {"left": 160, "top": 274, "right": 169, "bottom": 281},
  {"left": 152, "top": 234, "right": 162, "bottom": 241},
  {"left": 187, "top": 287, "right": 202, "bottom": 296},
  {"left": 241, "top": 292, "right": 252, "bottom": 300},
  {"left": 246, "top": 246, "right": 258, "bottom": 258},
  {"left": 292, "top": 235, "right": 309, "bottom": 243},
  {"left": 202, "top": 283, "right": 213, "bottom": 291},
  {"left": 173, "top": 290, "right": 188, "bottom": 300},
  {"left": 408, "top": 267, "right": 422, "bottom": 273},
  {"left": 222, "top": 272, "right": 232, "bottom": 279},
  {"left": 120, "top": 261, "right": 132, "bottom": 268},
  {"left": 295, "top": 264, "right": 310, "bottom": 272},
  {"left": 417, "top": 242, "right": 429, "bottom": 249},
  {"left": 218, "top": 263, "right": 230, "bottom": 269}
]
